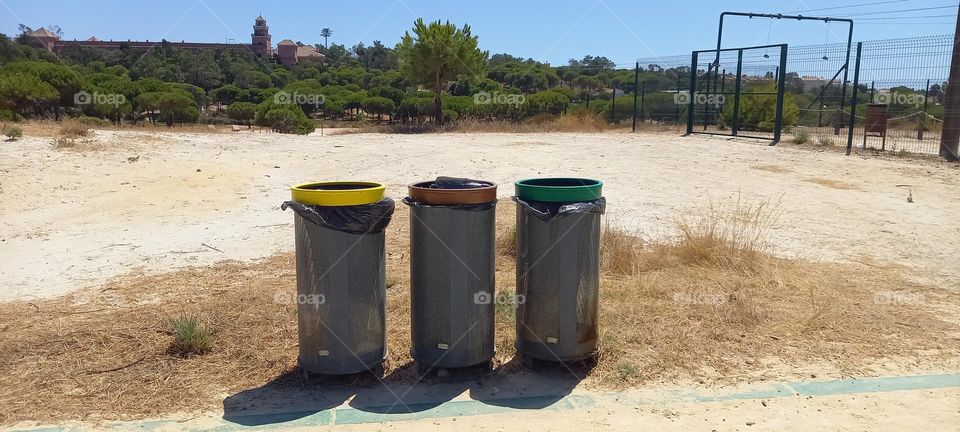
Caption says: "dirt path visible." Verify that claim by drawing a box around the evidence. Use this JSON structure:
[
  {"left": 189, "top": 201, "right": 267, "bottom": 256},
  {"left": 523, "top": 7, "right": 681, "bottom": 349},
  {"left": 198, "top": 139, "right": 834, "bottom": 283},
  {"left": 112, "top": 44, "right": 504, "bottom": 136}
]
[{"left": 1, "top": 130, "right": 958, "bottom": 300}]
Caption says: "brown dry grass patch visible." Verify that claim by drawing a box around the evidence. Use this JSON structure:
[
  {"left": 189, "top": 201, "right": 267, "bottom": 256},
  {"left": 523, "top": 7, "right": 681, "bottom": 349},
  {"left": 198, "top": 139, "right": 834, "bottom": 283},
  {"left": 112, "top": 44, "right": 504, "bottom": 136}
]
[
  {"left": 806, "top": 178, "right": 859, "bottom": 190},
  {"left": 751, "top": 164, "right": 791, "bottom": 174},
  {"left": 0, "top": 200, "right": 957, "bottom": 424},
  {"left": 59, "top": 119, "right": 93, "bottom": 138},
  {"left": 338, "top": 112, "right": 612, "bottom": 135},
  {"left": 19, "top": 120, "right": 226, "bottom": 139}
]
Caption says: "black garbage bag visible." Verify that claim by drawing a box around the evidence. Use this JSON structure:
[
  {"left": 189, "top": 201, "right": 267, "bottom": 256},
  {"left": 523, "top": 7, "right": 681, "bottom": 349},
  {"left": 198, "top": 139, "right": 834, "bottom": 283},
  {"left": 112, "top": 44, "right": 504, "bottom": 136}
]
[
  {"left": 401, "top": 197, "right": 497, "bottom": 212},
  {"left": 431, "top": 176, "right": 492, "bottom": 190},
  {"left": 281, "top": 198, "right": 395, "bottom": 234},
  {"left": 512, "top": 196, "right": 606, "bottom": 222},
  {"left": 403, "top": 176, "right": 497, "bottom": 211}
]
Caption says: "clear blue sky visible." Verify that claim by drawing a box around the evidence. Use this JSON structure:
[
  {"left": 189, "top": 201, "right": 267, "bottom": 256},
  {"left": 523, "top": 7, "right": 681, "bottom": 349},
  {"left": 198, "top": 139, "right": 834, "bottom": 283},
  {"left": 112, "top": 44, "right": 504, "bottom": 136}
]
[{"left": 1, "top": 0, "right": 955, "bottom": 66}]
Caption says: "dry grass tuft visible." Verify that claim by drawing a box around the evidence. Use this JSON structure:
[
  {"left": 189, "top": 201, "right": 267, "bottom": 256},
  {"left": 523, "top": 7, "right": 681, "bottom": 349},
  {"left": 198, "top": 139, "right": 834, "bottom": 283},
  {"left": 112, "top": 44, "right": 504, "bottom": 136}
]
[
  {"left": 338, "top": 112, "right": 612, "bottom": 135},
  {"left": 663, "top": 196, "right": 780, "bottom": 268},
  {"left": 496, "top": 224, "right": 517, "bottom": 258},
  {"left": 593, "top": 196, "right": 957, "bottom": 387},
  {"left": 601, "top": 224, "right": 644, "bottom": 276},
  {"left": 0, "top": 198, "right": 957, "bottom": 424},
  {"left": 452, "top": 112, "right": 609, "bottom": 133},
  {"left": 59, "top": 119, "right": 93, "bottom": 138},
  {"left": 51, "top": 135, "right": 77, "bottom": 149}
]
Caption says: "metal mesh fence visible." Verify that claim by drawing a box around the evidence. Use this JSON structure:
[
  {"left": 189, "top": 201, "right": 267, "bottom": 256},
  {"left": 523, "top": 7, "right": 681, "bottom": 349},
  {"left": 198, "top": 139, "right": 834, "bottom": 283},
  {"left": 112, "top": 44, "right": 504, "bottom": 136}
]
[
  {"left": 636, "top": 34, "right": 954, "bottom": 156},
  {"left": 687, "top": 45, "right": 786, "bottom": 140},
  {"left": 848, "top": 35, "right": 953, "bottom": 156},
  {"left": 633, "top": 55, "right": 692, "bottom": 127}
]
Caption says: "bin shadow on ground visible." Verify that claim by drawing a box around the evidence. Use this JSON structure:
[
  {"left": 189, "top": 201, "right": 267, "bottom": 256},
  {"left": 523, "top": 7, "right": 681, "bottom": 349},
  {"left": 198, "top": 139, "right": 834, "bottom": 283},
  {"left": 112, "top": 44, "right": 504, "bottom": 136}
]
[
  {"left": 222, "top": 370, "right": 358, "bottom": 426},
  {"left": 222, "top": 357, "right": 592, "bottom": 426},
  {"left": 343, "top": 357, "right": 590, "bottom": 413},
  {"left": 470, "top": 356, "right": 593, "bottom": 409},
  {"left": 346, "top": 362, "right": 474, "bottom": 414}
]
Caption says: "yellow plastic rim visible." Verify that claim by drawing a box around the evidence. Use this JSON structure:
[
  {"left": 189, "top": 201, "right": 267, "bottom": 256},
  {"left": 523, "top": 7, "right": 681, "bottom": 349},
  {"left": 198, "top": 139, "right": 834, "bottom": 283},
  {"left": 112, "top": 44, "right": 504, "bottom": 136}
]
[{"left": 290, "top": 181, "right": 386, "bottom": 206}]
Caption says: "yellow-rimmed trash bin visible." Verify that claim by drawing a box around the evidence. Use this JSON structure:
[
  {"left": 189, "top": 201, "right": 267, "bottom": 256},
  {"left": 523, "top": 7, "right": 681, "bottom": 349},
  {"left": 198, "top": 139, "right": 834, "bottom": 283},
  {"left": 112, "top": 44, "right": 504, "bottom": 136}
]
[{"left": 282, "top": 181, "right": 394, "bottom": 376}]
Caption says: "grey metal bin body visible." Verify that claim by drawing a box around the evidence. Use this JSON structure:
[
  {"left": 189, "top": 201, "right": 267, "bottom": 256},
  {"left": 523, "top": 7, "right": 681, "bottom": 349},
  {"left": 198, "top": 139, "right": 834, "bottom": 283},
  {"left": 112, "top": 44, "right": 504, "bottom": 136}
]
[
  {"left": 294, "top": 213, "right": 387, "bottom": 375},
  {"left": 515, "top": 206, "right": 601, "bottom": 362},
  {"left": 409, "top": 205, "right": 496, "bottom": 368}
]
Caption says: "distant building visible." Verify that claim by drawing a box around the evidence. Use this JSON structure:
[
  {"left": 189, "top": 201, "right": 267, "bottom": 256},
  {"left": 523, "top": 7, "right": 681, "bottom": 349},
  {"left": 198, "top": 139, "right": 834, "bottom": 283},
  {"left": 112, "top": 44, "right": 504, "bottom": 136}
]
[
  {"left": 22, "top": 27, "right": 58, "bottom": 51},
  {"left": 276, "top": 39, "right": 323, "bottom": 67},
  {"left": 251, "top": 15, "right": 271, "bottom": 58},
  {"left": 25, "top": 15, "right": 323, "bottom": 66}
]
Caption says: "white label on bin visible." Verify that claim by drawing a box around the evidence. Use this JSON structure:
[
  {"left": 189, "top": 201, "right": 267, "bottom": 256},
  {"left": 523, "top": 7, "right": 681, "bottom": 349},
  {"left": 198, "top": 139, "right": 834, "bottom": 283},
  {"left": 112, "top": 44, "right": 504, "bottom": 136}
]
[
  {"left": 437, "top": 343, "right": 449, "bottom": 350},
  {"left": 318, "top": 349, "right": 330, "bottom": 356},
  {"left": 546, "top": 337, "right": 559, "bottom": 344}
]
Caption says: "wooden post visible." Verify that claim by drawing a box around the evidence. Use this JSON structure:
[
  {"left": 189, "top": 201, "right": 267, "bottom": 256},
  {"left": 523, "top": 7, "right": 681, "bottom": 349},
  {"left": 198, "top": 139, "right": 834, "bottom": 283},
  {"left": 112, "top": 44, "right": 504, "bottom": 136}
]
[{"left": 940, "top": 6, "right": 960, "bottom": 161}]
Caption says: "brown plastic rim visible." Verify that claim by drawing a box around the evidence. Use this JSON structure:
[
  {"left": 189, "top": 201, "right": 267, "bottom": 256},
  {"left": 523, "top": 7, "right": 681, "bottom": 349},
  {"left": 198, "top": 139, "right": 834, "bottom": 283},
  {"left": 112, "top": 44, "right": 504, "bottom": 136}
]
[{"left": 407, "top": 180, "right": 498, "bottom": 205}]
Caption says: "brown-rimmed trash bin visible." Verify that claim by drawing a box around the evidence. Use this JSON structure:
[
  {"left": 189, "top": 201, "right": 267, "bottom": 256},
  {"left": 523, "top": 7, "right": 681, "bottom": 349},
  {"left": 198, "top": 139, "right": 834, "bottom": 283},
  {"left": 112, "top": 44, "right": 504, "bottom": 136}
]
[{"left": 404, "top": 177, "right": 497, "bottom": 373}]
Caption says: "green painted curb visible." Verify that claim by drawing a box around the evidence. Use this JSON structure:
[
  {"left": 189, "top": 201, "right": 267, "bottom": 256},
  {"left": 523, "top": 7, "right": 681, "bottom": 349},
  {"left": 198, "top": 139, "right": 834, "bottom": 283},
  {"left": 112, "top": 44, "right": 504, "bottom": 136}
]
[{"left": 11, "top": 373, "right": 960, "bottom": 432}]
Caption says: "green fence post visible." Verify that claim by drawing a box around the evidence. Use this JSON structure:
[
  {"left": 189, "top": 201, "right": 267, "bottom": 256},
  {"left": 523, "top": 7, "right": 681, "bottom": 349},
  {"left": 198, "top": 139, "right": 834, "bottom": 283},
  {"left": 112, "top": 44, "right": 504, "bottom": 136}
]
[
  {"left": 919, "top": 78, "right": 930, "bottom": 140},
  {"left": 632, "top": 62, "right": 639, "bottom": 132},
  {"left": 846, "top": 42, "right": 863, "bottom": 156},
  {"left": 731, "top": 49, "right": 743, "bottom": 136},
  {"left": 640, "top": 81, "right": 646, "bottom": 123},
  {"left": 772, "top": 44, "right": 788, "bottom": 145},
  {"left": 686, "top": 51, "right": 698, "bottom": 135},
  {"left": 611, "top": 85, "right": 616, "bottom": 123}
]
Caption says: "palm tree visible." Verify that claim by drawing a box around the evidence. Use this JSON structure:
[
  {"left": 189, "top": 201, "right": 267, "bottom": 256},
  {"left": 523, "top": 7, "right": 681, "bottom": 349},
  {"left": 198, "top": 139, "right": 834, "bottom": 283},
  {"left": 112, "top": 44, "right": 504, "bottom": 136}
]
[
  {"left": 396, "top": 19, "right": 487, "bottom": 125},
  {"left": 320, "top": 28, "right": 332, "bottom": 49}
]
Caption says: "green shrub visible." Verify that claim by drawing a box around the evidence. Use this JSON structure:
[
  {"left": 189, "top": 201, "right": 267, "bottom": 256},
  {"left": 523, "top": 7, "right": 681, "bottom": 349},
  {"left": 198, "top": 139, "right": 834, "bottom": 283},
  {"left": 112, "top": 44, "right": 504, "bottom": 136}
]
[
  {"left": 168, "top": 315, "right": 214, "bottom": 356},
  {"left": 361, "top": 96, "right": 396, "bottom": 121},
  {"left": 793, "top": 128, "right": 810, "bottom": 144},
  {"left": 254, "top": 101, "right": 315, "bottom": 135},
  {"left": 602, "top": 95, "right": 635, "bottom": 123},
  {"left": 226, "top": 101, "right": 258, "bottom": 125},
  {"left": 719, "top": 83, "right": 799, "bottom": 132},
  {"left": 442, "top": 109, "right": 459, "bottom": 123},
  {"left": 2, "top": 125, "right": 23, "bottom": 141},
  {"left": 0, "top": 109, "right": 21, "bottom": 122}
]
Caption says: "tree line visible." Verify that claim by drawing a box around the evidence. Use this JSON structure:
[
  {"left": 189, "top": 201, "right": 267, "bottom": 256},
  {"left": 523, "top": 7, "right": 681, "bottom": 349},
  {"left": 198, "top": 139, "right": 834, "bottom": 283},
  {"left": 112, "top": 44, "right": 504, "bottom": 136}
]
[{"left": 4, "top": 20, "right": 939, "bottom": 134}]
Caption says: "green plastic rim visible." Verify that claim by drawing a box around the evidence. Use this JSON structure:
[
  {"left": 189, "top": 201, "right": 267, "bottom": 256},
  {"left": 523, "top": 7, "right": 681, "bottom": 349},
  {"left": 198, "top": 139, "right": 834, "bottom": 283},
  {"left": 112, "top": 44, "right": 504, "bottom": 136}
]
[{"left": 514, "top": 178, "right": 603, "bottom": 202}]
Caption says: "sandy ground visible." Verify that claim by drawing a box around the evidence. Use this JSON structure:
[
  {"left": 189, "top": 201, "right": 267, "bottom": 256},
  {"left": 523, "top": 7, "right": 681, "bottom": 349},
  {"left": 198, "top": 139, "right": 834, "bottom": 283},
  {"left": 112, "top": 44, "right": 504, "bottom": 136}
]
[
  {"left": 2, "top": 129, "right": 960, "bottom": 430},
  {"left": 26, "top": 383, "right": 960, "bottom": 431},
  {"left": 1, "top": 129, "right": 958, "bottom": 301},
  {"left": 312, "top": 388, "right": 960, "bottom": 432}
]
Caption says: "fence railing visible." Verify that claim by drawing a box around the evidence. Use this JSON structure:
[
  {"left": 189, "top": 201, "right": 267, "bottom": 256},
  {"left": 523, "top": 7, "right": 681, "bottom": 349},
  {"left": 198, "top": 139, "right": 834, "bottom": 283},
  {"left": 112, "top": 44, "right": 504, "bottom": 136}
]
[{"left": 634, "top": 34, "right": 954, "bottom": 157}]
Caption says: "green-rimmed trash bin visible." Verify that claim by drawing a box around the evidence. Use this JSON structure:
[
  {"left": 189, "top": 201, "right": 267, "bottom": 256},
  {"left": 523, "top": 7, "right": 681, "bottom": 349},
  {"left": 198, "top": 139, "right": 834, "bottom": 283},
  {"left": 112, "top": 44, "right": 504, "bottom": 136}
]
[
  {"left": 282, "top": 181, "right": 395, "bottom": 376},
  {"left": 513, "top": 178, "right": 605, "bottom": 364},
  {"left": 404, "top": 177, "right": 498, "bottom": 373}
]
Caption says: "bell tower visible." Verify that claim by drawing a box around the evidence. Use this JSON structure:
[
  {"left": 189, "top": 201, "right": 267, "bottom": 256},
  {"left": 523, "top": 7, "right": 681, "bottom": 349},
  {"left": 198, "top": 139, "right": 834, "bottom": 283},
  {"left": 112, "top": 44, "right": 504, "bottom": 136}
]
[{"left": 251, "top": 15, "right": 271, "bottom": 57}]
